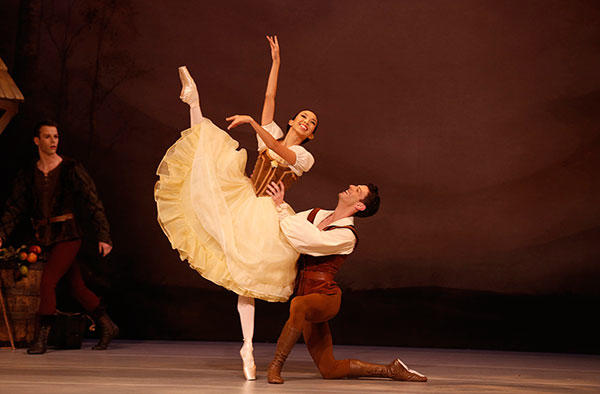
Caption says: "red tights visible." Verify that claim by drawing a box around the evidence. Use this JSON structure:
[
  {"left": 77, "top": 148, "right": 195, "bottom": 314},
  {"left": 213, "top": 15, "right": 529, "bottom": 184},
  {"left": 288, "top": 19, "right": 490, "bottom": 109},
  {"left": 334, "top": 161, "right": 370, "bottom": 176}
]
[{"left": 38, "top": 240, "right": 100, "bottom": 315}]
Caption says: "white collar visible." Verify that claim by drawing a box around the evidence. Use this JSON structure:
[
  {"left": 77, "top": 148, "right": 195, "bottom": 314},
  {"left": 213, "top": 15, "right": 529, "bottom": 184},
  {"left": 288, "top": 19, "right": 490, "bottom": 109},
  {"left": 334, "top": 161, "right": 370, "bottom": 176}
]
[{"left": 313, "top": 209, "right": 355, "bottom": 228}]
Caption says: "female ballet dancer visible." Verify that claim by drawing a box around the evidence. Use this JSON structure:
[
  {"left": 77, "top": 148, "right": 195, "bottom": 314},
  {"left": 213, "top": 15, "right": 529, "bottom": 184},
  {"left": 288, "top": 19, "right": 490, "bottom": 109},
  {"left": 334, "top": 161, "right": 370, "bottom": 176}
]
[{"left": 155, "top": 36, "right": 318, "bottom": 380}]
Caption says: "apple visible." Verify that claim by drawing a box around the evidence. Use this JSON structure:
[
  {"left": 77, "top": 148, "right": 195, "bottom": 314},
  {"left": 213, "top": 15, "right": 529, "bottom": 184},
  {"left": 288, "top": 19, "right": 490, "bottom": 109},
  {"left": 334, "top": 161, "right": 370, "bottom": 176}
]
[
  {"left": 18, "top": 251, "right": 28, "bottom": 261},
  {"left": 29, "top": 245, "right": 42, "bottom": 254},
  {"left": 27, "top": 253, "right": 38, "bottom": 263},
  {"left": 19, "top": 265, "right": 28, "bottom": 275}
]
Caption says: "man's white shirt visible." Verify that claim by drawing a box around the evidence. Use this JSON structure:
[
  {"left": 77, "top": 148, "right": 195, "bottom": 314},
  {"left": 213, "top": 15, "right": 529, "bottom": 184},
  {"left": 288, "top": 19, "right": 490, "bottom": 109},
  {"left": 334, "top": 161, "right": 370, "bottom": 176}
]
[{"left": 276, "top": 204, "right": 356, "bottom": 257}]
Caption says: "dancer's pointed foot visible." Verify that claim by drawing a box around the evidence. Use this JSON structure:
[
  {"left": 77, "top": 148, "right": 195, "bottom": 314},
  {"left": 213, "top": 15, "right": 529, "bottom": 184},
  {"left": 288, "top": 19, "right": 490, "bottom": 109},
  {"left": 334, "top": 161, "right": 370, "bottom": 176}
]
[
  {"left": 240, "top": 340, "right": 256, "bottom": 380},
  {"left": 389, "top": 358, "right": 427, "bottom": 382},
  {"left": 178, "top": 66, "right": 200, "bottom": 107}
]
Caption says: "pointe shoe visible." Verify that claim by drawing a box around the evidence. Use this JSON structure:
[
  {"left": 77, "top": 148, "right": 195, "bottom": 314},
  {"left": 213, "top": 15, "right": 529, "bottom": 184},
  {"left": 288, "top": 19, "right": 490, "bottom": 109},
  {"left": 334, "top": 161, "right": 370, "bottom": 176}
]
[
  {"left": 240, "top": 341, "right": 256, "bottom": 381},
  {"left": 178, "top": 66, "right": 200, "bottom": 107}
]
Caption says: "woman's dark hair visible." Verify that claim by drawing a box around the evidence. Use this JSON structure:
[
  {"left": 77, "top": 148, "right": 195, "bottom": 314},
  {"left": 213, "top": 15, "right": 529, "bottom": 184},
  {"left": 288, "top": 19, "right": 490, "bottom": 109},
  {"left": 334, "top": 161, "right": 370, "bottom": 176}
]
[
  {"left": 34, "top": 119, "right": 59, "bottom": 137},
  {"left": 355, "top": 183, "right": 380, "bottom": 218},
  {"left": 286, "top": 110, "right": 318, "bottom": 145}
]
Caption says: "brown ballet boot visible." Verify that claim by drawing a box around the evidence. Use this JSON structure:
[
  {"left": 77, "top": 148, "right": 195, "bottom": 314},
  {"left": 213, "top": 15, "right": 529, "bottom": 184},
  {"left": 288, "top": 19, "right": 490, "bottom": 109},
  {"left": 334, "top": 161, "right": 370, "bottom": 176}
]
[
  {"left": 348, "top": 358, "right": 427, "bottom": 382},
  {"left": 388, "top": 358, "right": 427, "bottom": 381},
  {"left": 267, "top": 324, "right": 302, "bottom": 384},
  {"left": 27, "top": 315, "right": 55, "bottom": 355},
  {"left": 90, "top": 304, "right": 119, "bottom": 350}
]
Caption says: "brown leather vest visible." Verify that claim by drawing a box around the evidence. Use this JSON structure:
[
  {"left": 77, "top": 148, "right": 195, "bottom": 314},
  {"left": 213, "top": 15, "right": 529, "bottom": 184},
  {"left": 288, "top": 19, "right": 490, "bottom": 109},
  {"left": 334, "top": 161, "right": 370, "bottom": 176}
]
[
  {"left": 250, "top": 149, "right": 298, "bottom": 197},
  {"left": 296, "top": 208, "right": 358, "bottom": 296}
]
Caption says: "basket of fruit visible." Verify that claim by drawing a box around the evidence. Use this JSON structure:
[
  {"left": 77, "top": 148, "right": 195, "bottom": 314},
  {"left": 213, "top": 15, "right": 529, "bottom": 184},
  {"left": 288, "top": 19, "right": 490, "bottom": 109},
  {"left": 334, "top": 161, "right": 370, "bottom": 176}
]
[
  {"left": 0, "top": 245, "right": 44, "bottom": 347},
  {"left": 0, "top": 245, "right": 42, "bottom": 278}
]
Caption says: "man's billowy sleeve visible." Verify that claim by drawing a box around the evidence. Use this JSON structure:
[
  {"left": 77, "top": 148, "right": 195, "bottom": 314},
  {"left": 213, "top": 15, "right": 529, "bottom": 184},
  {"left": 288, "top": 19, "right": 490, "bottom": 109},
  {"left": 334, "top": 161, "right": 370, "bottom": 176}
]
[
  {"left": 275, "top": 202, "right": 295, "bottom": 221},
  {"left": 279, "top": 213, "right": 356, "bottom": 256}
]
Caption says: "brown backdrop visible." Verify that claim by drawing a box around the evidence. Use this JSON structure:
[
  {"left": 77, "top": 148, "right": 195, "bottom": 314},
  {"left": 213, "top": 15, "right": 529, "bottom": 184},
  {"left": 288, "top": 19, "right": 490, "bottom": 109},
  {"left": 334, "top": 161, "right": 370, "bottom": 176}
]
[{"left": 1, "top": 0, "right": 599, "bottom": 350}]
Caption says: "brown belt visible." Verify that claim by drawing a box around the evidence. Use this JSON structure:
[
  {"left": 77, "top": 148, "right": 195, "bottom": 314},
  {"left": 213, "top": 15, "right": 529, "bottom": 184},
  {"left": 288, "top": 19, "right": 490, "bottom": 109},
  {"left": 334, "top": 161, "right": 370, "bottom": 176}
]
[
  {"left": 35, "top": 213, "right": 74, "bottom": 227},
  {"left": 301, "top": 270, "right": 335, "bottom": 282}
]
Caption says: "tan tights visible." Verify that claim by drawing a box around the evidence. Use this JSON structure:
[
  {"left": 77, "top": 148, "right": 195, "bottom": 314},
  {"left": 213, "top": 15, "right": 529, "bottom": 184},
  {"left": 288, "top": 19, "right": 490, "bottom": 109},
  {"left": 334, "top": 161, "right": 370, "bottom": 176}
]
[{"left": 285, "top": 288, "right": 352, "bottom": 378}]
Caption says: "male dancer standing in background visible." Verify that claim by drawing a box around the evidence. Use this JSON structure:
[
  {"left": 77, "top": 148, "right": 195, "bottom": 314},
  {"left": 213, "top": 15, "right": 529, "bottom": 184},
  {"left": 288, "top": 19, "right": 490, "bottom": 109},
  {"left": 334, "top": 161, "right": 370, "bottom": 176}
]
[{"left": 0, "top": 120, "right": 118, "bottom": 354}]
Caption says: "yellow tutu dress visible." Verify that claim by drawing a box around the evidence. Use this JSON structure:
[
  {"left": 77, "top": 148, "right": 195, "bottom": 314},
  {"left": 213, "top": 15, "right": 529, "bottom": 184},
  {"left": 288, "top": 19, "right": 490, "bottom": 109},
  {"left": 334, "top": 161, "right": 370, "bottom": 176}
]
[{"left": 154, "top": 118, "right": 301, "bottom": 302}]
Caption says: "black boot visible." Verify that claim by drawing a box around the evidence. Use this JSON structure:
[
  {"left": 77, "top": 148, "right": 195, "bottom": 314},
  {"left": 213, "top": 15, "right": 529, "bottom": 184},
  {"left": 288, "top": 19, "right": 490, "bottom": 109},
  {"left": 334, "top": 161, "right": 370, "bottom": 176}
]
[
  {"left": 27, "top": 315, "right": 55, "bottom": 355},
  {"left": 90, "top": 304, "right": 119, "bottom": 350}
]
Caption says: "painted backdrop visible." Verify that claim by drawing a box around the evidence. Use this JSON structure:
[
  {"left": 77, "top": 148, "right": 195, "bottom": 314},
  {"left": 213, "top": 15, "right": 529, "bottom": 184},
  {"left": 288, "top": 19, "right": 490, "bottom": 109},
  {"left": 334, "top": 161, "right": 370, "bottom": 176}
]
[{"left": 1, "top": 0, "right": 599, "bottom": 351}]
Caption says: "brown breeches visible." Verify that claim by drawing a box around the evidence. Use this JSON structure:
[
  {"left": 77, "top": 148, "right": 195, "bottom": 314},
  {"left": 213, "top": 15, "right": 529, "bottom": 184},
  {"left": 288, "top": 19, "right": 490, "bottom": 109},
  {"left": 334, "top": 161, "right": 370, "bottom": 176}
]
[
  {"left": 285, "top": 288, "right": 352, "bottom": 379},
  {"left": 38, "top": 240, "right": 100, "bottom": 315}
]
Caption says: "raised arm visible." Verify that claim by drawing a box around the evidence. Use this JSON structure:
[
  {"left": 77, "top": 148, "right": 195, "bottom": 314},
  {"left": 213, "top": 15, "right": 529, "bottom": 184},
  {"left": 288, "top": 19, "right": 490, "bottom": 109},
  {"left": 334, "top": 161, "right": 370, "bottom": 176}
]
[
  {"left": 261, "top": 35, "right": 280, "bottom": 126},
  {"left": 226, "top": 115, "right": 297, "bottom": 165}
]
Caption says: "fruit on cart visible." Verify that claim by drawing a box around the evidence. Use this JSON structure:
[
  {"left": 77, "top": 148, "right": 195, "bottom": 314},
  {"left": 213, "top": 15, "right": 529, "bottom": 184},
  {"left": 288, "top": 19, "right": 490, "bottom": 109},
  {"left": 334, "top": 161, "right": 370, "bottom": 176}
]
[
  {"left": 19, "top": 264, "right": 29, "bottom": 275},
  {"left": 27, "top": 252, "right": 38, "bottom": 263}
]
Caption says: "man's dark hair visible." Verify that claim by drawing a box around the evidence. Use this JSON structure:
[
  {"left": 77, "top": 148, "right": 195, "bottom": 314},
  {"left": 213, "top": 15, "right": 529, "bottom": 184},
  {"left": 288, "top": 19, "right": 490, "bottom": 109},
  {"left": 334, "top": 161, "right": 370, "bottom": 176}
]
[
  {"left": 34, "top": 119, "right": 59, "bottom": 137},
  {"left": 285, "top": 110, "right": 319, "bottom": 145},
  {"left": 355, "top": 183, "right": 380, "bottom": 218}
]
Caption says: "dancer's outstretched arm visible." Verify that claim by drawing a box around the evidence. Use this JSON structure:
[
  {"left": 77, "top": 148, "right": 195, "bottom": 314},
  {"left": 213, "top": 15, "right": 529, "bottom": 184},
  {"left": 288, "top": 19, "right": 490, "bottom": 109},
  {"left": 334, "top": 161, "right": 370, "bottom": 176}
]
[
  {"left": 178, "top": 66, "right": 203, "bottom": 126},
  {"left": 226, "top": 115, "right": 297, "bottom": 165},
  {"left": 261, "top": 35, "right": 280, "bottom": 126}
]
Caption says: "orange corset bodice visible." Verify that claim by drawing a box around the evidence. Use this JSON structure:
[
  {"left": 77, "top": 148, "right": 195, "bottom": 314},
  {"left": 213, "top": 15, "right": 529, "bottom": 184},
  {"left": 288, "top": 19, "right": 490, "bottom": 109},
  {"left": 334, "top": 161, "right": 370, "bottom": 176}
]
[{"left": 250, "top": 150, "right": 298, "bottom": 197}]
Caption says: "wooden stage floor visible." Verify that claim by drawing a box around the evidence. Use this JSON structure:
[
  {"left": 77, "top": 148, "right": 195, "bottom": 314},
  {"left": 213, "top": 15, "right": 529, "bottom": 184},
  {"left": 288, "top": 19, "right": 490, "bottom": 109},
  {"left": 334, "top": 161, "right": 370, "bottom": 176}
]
[{"left": 1, "top": 340, "right": 599, "bottom": 393}]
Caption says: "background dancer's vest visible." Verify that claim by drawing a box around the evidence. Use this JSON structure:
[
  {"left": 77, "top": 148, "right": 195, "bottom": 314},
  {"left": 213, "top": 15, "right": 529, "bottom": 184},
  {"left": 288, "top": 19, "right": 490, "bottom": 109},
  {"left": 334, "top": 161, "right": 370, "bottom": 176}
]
[
  {"left": 296, "top": 208, "right": 358, "bottom": 296},
  {"left": 250, "top": 149, "right": 298, "bottom": 197}
]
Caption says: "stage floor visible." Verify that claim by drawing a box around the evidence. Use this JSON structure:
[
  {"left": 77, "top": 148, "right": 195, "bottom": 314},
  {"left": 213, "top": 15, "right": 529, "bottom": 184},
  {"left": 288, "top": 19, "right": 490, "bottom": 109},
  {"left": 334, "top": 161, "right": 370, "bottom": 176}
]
[{"left": 1, "top": 340, "right": 599, "bottom": 393}]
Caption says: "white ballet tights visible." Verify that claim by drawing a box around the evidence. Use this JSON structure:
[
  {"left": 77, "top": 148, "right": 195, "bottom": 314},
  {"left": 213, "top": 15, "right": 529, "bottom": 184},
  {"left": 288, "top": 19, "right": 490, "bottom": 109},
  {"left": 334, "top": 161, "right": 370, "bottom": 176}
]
[
  {"left": 238, "top": 295, "right": 256, "bottom": 379},
  {"left": 181, "top": 66, "right": 256, "bottom": 378},
  {"left": 237, "top": 295, "right": 255, "bottom": 346},
  {"left": 190, "top": 105, "right": 203, "bottom": 126}
]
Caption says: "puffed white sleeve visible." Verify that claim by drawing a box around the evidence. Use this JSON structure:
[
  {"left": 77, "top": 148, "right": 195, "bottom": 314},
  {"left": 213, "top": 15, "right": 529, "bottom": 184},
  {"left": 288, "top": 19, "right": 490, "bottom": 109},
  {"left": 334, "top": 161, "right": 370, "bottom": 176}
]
[
  {"left": 257, "top": 121, "right": 284, "bottom": 151},
  {"left": 275, "top": 202, "right": 297, "bottom": 221},
  {"left": 288, "top": 145, "right": 315, "bottom": 176},
  {"left": 280, "top": 214, "right": 356, "bottom": 256}
]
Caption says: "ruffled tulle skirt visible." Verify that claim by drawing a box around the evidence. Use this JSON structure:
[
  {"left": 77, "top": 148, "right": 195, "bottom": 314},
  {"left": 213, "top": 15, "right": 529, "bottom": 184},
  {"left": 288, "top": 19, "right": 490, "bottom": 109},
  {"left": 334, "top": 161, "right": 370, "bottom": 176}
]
[{"left": 154, "top": 119, "right": 298, "bottom": 302}]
